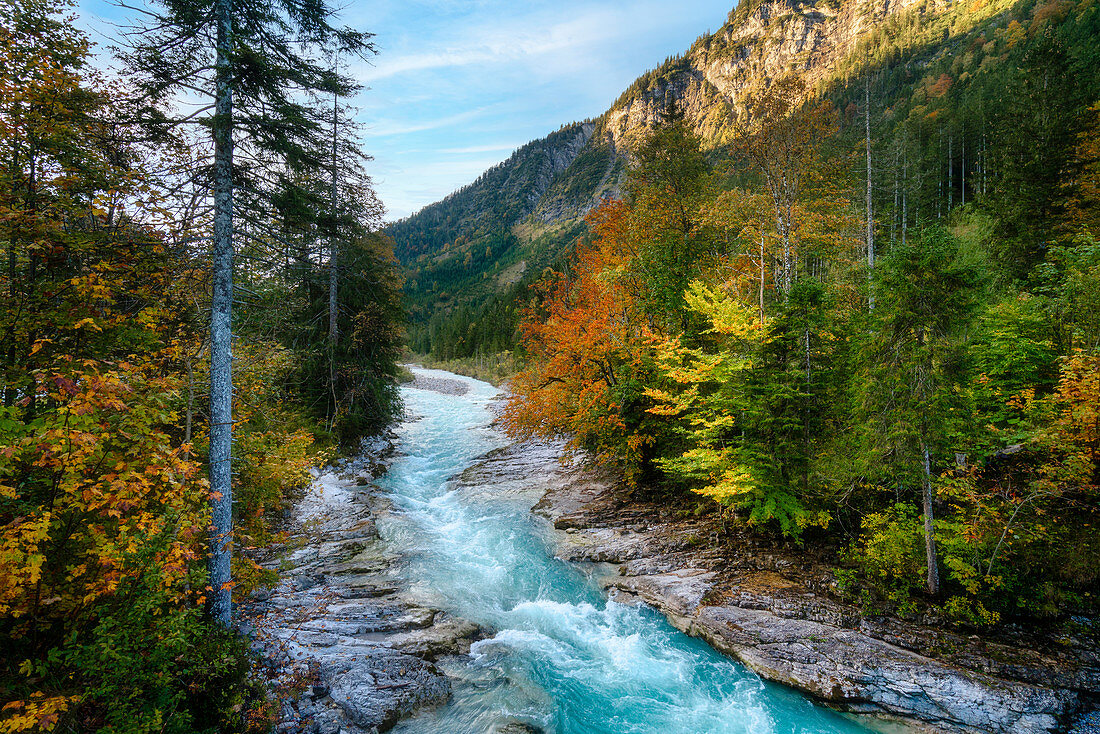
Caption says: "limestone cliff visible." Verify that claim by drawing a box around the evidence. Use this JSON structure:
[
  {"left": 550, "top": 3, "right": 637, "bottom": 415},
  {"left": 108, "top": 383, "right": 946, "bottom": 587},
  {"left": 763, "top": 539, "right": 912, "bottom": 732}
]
[{"left": 390, "top": 0, "right": 1010, "bottom": 261}]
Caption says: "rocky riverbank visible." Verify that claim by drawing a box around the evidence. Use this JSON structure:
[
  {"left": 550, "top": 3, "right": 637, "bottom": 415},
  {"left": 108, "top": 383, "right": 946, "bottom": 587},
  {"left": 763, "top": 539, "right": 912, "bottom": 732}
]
[
  {"left": 239, "top": 434, "right": 481, "bottom": 733},
  {"left": 460, "top": 440, "right": 1099, "bottom": 734}
]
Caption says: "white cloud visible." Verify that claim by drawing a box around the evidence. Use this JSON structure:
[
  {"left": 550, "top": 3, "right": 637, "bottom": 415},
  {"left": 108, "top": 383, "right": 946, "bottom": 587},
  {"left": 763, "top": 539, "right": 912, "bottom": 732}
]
[{"left": 354, "top": 8, "right": 633, "bottom": 83}]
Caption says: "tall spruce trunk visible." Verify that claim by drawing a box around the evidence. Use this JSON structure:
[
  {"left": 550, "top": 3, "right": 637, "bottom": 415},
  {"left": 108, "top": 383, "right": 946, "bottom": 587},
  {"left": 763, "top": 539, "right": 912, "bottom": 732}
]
[
  {"left": 865, "top": 77, "right": 874, "bottom": 310},
  {"left": 327, "top": 89, "right": 339, "bottom": 411},
  {"left": 921, "top": 440, "right": 941, "bottom": 596},
  {"left": 208, "top": 0, "right": 234, "bottom": 627}
]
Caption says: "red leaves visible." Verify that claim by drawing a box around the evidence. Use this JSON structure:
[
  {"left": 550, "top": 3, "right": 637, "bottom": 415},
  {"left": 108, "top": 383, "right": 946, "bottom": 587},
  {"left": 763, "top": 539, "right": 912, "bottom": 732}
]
[{"left": 502, "top": 199, "right": 659, "bottom": 481}]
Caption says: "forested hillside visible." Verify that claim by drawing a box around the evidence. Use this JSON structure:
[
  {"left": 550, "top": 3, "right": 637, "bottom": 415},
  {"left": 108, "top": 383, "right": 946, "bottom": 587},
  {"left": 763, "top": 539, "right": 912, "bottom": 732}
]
[
  {"left": 500, "top": 0, "right": 1100, "bottom": 627},
  {"left": 393, "top": 0, "right": 1100, "bottom": 364},
  {"left": 0, "top": 0, "right": 403, "bottom": 729}
]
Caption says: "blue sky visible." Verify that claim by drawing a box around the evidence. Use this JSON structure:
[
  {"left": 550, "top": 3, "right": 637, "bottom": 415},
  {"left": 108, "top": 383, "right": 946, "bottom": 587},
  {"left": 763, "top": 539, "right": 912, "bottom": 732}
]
[{"left": 76, "top": 0, "right": 734, "bottom": 220}]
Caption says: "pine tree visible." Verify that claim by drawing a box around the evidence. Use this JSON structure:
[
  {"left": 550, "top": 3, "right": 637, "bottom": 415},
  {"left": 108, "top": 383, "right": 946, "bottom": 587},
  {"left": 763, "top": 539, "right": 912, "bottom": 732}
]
[{"left": 623, "top": 101, "right": 713, "bottom": 326}]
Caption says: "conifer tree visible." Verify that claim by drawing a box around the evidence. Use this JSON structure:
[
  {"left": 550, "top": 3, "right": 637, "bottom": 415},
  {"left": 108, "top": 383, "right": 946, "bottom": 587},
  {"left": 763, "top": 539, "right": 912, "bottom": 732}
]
[
  {"left": 123, "top": 0, "right": 375, "bottom": 626},
  {"left": 863, "top": 229, "right": 980, "bottom": 595},
  {"left": 624, "top": 101, "right": 713, "bottom": 325}
]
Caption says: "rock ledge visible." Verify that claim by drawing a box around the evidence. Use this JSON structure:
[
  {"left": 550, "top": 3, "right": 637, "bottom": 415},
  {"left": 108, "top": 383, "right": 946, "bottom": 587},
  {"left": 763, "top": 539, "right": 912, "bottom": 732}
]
[{"left": 485, "top": 440, "right": 1100, "bottom": 734}]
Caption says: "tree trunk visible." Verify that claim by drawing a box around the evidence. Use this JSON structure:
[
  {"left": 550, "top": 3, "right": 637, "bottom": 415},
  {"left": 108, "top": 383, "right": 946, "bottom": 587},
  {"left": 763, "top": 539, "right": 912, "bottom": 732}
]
[
  {"left": 948, "top": 134, "right": 954, "bottom": 211},
  {"left": 865, "top": 75, "right": 874, "bottom": 310},
  {"left": 208, "top": 0, "right": 234, "bottom": 628},
  {"left": 902, "top": 130, "right": 908, "bottom": 246},
  {"left": 758, "top": 230, "right": 765, "bottom": 322},
  {"left": 961, "top": 135, "right": 966, "bottom": 207},
  {"left": 892, "top": 142, "right": 899, "bottom": 245},
  {"left": 921, "top": 440, "right": 941, "bottom": 596},
  {"left": 774, "top": 200, "right": 793, "bottom": 297},
  {"left": 185, "top": 352, "right": 194, "bottom": 449},
  {"left": 328, "top": 88, "right": 339, "bottom": 417}
]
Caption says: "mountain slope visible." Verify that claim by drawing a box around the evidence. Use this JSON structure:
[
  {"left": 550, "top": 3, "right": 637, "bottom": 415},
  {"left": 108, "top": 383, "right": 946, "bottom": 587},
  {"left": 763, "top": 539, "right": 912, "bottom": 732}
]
[{"left": 390, "top": 0, "right": 1100, "bottom": 358}]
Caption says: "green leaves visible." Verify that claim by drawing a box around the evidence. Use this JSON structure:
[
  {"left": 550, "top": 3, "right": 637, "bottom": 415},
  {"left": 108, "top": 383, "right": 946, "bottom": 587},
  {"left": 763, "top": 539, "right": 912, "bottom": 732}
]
[{"left": 648, "top": 280, "right": 830, "bottom": 535}]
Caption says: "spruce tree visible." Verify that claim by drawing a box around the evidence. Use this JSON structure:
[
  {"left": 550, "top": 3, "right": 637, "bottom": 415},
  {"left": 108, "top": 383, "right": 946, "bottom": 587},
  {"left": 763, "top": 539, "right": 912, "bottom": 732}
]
[
  {"left": 122, "top": 0, "right": 375, "bottom": 626},
  {"left": 862, "top": 228, "right": 980, "bottom": 595}
]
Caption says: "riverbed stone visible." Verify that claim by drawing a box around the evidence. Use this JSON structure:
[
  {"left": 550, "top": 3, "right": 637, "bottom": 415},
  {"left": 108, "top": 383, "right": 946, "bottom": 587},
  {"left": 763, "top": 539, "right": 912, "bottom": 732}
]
[
  {"left": 324, "top": 651, "right": 450, "bottom": 731},
  {"left": 489, "top": 437, "right": 1100, "bottom": 734},
  {"left": 491, "top": 721, "right": 544, "bottom": 734},
  {"left": 240, "top": 431, "right": 481, "bottom": 733}
]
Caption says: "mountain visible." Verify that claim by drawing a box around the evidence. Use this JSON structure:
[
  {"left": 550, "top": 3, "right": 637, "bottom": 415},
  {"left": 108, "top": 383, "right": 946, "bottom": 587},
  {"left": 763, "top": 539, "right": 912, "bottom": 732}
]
[{"left": 388, "top": 0, "right": 1100, "bottom": 358}]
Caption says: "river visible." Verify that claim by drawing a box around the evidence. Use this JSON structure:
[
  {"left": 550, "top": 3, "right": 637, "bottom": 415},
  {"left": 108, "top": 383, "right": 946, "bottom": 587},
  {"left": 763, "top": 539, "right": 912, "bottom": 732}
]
[{"left": 377, "top": 367, "right": 875, "bottom": 734}]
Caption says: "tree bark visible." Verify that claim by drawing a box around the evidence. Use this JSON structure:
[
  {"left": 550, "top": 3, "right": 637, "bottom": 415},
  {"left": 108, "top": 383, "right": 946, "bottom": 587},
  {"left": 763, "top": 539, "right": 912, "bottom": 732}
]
[
  {"left": 961, "top": 135, "right": 966, "bottom": 206},
  {"left": 758, "top": 230, "right": 765, "bottom": 322},
  {"left": 865, "top": 75, "right": 874, "bottom": 310},
  {"left": 902, "top": 128, "right": 908, "bottom": 246},
  {"left": 948, "top": 134, "right": 954, "bottom": 211},
  {"left": 921, "top": 440, "right": 941, "bottom": 596},
  {"left": 328, "top": 87, "right": 339, "bottom": 416},
  {"left": 208, "top": 0, "right": 234, "bottom": 628}
]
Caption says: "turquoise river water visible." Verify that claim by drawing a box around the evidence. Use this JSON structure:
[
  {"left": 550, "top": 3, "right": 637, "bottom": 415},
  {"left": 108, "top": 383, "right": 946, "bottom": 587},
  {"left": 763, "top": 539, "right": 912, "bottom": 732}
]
[{"left": 379, "top": 368, "right": 876, "bottom": 734}]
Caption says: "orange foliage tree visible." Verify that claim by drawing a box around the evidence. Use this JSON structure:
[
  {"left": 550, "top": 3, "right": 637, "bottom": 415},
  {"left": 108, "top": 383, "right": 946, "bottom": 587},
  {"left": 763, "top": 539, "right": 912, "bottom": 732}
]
[{"left": 503, "top": 202, "right": 662, "bottom": 482}]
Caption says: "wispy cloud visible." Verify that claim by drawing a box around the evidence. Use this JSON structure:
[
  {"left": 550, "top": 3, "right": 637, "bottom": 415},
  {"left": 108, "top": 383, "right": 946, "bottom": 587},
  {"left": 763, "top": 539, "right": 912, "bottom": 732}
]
[
  {"left": 357, "top": 9, "right": 631, "bottom": 82},
  {"left": 363, "top": 106, "right": 495, "bottom": 138},
  {"left": 440, "top": 143, "right": 522, "bottom": 154}
]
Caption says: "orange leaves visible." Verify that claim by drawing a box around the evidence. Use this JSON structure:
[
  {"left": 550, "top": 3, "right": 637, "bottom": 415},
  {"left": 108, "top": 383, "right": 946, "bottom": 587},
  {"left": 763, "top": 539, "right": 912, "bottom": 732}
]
[
  {"left": 0, "top": 359, "right": 207, "bottom": 623},
  {"left": 1052, "top": 350, "right": 1100, "bottom": 469},
  {"left": 502, "top": 200, "right": 660, "bottom": 480},
  {"left": 928, "top": 72, "right": 954, "bottom": 97}
]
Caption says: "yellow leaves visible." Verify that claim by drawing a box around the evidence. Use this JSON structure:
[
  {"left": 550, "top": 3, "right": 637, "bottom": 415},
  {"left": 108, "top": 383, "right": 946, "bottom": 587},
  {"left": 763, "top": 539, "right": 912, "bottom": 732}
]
[
  {"left": 642, "top": 388, "right": 685, "bottom": 416},
  {"left": 703, "top": 465, "right": 760, "bottom": 504},
  {"left": 0, "top": 513, "right": 53, "bottom": 617},
  {"left": 1049, "top": 350, "right": 1100, "bottom": 479},
  {"left": 72, "top": 318, "right": 101, "bottom": 332},
  {"left": 1, "top": 359, "right": 207, "bottom": 622},
  {"left": 0, "top": 694, "right": 79, "bottom": 733},
  {"left": 684, "top": 281, "right": 763, "bottom": 340}
]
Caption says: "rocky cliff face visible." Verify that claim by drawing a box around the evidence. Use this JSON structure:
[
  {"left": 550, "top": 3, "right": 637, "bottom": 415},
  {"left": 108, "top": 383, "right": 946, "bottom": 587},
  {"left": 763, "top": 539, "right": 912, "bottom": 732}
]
[
  {"left": 602, "top": 0, "right": 951, "bottom": 152},
  {"left": 392, "top": 0, "right": 968, "bottom": 255}
]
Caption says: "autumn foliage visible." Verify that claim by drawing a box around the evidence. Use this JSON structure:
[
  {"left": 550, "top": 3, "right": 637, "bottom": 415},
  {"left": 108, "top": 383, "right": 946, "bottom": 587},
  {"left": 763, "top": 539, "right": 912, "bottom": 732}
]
[
  {"left": 504, "top": 67, "right": 1100, "bottom": 628},
  {"left": 504, "top": 202, "right": 660, "bottom": 480},
  {"left": 0, "top": 1, "right": 401, "bottom": 730}
]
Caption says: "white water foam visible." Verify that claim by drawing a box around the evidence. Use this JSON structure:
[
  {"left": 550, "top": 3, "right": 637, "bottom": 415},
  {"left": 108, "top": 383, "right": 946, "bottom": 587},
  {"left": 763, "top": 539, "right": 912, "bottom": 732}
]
[{"left": 381, "top": 368, "right": 873, "bottom": 734}]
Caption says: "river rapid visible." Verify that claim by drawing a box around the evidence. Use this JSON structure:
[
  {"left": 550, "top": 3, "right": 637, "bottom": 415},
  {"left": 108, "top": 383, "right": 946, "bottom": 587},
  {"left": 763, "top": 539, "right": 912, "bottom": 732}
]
[{"left": 378, "top": 368, "right": 875, "bottom": 734}]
